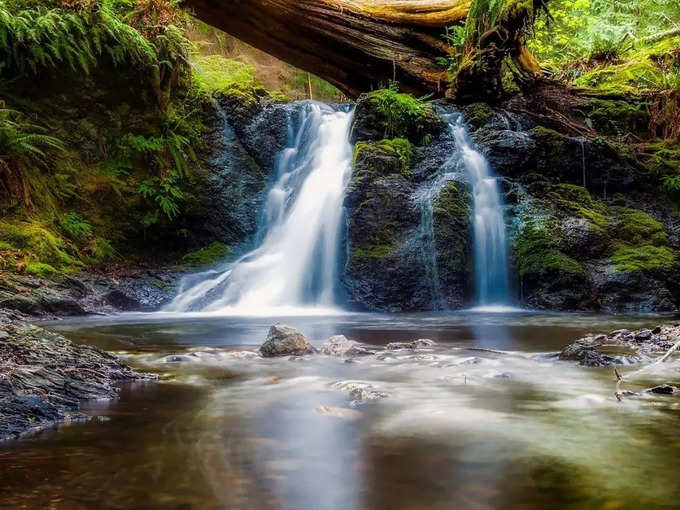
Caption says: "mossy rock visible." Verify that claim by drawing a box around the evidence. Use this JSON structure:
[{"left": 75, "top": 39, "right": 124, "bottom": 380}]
[
  {"left": 351, "top": 89, "right": 444, "bottom": 145},
  {"left": 515, "top": 219, "right": 584, "bottom": 277},
  {"left": 433, "top": 181, "right": 472, "bottom": 270},
  {"left": 545, "top": 184, "right": 609, "bottom": 231},
  {"left": 610, "top": 244, "right": 676, "bottom": 272},
  {"left": 181, "top": 242, "right": 233, "bottom": 268},
  {"left": 578, "top": 98, "right": 649, "bottom": 138},
  {"left": 460, "top": 102, "right": 495, "bottom": 131},
  {"left": 0, "top": 220, "right": 82, "bottom": 271},
  {"left": 353, "top": 138, "right": 413, "bottom": 180},
  {"left": 608, "top": 206, "right": 668, "bottom": 246}
]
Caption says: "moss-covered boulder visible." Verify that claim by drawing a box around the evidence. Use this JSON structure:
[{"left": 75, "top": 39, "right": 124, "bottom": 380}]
[
  {"left": 343, "top": 139, "right": 421, "bottom": 311},
  {"left": 351, "top": 89, "right": 444, "bottom": 145},
  {"left": 508, "top": 177, "right": 680, "bottom": 311},
  {"left": 432, "top": 182, "right": 473, "bottom": 306}
]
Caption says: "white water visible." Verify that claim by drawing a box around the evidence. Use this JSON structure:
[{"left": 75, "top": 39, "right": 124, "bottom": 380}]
[
  {"left": 450, "top": 116, "right": 510, "bottom": 306},
  {"left": 166, "top": 102, "right": 354, "bottom": 315}
]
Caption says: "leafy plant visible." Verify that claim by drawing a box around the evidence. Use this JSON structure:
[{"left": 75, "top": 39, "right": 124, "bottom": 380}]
[
  {"left": 0, "top": 106, "right": 64, "bottom": 209},
  {"left": 60, "top": 211, "right": 93, "bottom": 240},
  {"left": 139, "top": 174, "right": 183, "bottom": 219}
]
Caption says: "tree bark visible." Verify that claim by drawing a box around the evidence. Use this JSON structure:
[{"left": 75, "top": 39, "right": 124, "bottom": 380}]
[{"left": 185, "top": 0, "right": 472, "bottom": 97}]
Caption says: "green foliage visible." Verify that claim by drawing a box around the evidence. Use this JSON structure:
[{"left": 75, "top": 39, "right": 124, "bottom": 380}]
[
  {"left": 0, "top": 106, "right": 64, "bottom": 208},
  {"left": 139, "top": 174, "right": 183, "bottom": 220},
  {"left": 530, "top": 0, "right": 680, "bottom": 73},
  {"left": 662, "top": 174, "right": 680, "bottom": 200},
  {"left": 0, "top": 3, "right": 156, "bottom": 78},
  {"left": 515, "top": 219, "right": 584, "bottom": 277},
  {"left": 610, "top": 244, "right": 675, "bottom": 271},
  {"left": 368, "top": 87, "right": 432, "bottom": 140},
  {"left": 192, "top": 54, "right": 262, "bottom": 102},
  {"left": 181, "top": 241, "right": 232, "bottom": 268},
  {"left": 0, "top": 219, "right": 81, "bottom": 270},
  {"left": 60, "top": 212, "right": 93, "bottom": 241}
]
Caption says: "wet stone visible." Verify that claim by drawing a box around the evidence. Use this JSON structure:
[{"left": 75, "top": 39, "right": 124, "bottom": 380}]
[
  {"left": 647, "top": 384, "right": 676, "bottom": 395},
  {"left": 0, "top": 322, "right": 154, "bottom": 441},
  {"left": 259, "top": 324, "right": 317, "bottom": 358}
]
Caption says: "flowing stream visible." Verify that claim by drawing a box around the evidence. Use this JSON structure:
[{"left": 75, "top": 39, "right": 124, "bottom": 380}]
[
  {"left": 166, "top": 102, "right": 353, "bottom": 315},
  {"left": 4, "top": 312, "right": 680, "bottom": 510}
]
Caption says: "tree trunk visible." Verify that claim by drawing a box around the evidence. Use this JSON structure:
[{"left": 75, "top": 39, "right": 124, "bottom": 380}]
[
  {"left": 185, "top": 0, "right": 471, "bottom": 97},
  {"left": 186, "top": 0, "right": 543, "bottom": 99}
]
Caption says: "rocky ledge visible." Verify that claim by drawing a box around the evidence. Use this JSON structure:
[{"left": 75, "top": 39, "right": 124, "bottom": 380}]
[
  {"left": 0, "top": 322, "right": 154, "bottom": 441},
  {"left": 559, "top": 324, "right": 680, "bottom": 367},
  {"left": 0, "top": 269, "right": 179, "bottom": 319}
]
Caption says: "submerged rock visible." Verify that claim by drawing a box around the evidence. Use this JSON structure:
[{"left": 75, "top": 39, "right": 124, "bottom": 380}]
[
  {"left": 386, "top": 339, "right": 436, "bottom": 350},
  {"left": 647, "top": 384, "right": 677, "bottom": 395},
  {"left": 321, "top": 335, "right": 375, "bottom": 357},
  {"left": 259, "top": 324, "right": 317, "bottom": 358},
  {"left": 0, "top": 322, "right": 154, "bottom": 441},
  {"left": 559, "top": 324, "right": 680, "bottom": 366}
]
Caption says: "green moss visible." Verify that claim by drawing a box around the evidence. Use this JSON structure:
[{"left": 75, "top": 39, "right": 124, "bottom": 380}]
[
  {"left": 580, "top": 98, "right": 649, "bottom": 136},
  {"left": 550, "top": 184, "right": 609, "bottom": 230},
  {"left": 24, "top": 262, "right": 58, "bottom": 278},
  {"left": 353, "top": 138, "right": 414, "bottom": 179},
  {"left": 610, "top": 244, "right": 675, "bottom": 272},
  {"left": 0, "top": 220, "right": 81, "bottom": 270},
  {"left": 433, "top": 181, "right": 472, "bottom": 269},
  {"left": 192, "top": 55, "right": 264, "bottom": 105},
  {"left": 515, "top": 220, "right": 584, "bottom": 277},
  {"left": 573, "top": 37, "right": 680, "bottom": 95},
  {"left": 367, "top": 88, "right": 440, "bottom": 143},
  {"left": 181, "top": 242, "right": 233, "bottom": 268},
  {"left": 609, "top": 206, "right": 667, "bottom": 246},
  {"left": 352, "top": 245, "right": 392, "bottom": 259},
  {"left": 462, "top": 102, "right": 495, "bottom": 130}
]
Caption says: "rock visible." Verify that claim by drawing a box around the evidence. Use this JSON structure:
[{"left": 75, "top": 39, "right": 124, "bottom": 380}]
[
  {"left": 0, "top": 322, "right": 154, "bottom": 441},
  {"left": 560, "top": 324, "right": 680, "bottom": 367},
  {"left": 386, "top": 339, "right": 436, "bottom": 350},
  {"left": 332, "top": 381, "right": 389, "bottom": 407},
  {"left": 314, "top": 406, "right": 362, "bottom": 421},
  {"left": 259, "top": 324, "right": 317, "bottom": 358},
  {"left": 647, "top": 384, "right": 676, "bottom": 395},
  {"left": 635, "top": 329, "right": 653, "bottom": 341},
  {"left": 321, "top": 335, "right": 375, "bottom": 357}
]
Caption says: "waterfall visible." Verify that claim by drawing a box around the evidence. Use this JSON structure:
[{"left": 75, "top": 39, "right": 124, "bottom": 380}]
[
  {"left": 449, "top": 115, "right": 510, "bottom": 306},
  {"left": 166, "top": 102, "right": 354, "bottom": 315}
]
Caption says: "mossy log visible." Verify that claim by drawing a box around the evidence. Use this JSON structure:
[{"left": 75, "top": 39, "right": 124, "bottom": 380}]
[{"left": 186, "top": 0, "right": 541, "bottom": 99}]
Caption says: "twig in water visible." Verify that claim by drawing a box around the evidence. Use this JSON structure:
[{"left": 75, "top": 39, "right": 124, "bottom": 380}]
[{"left": 614, "top": 367, "right": 623, "bottom": 402}]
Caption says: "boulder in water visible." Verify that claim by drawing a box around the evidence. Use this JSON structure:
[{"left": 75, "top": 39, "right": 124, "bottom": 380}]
[
  {"left": 386, "top": 338, "right": 436, "bottom": 350},
  {"left": 559, "top": 324, "right": 680, "bottom": 366},
  {"left": 321, "top": 335, "right": 375, "bottom": 357},
  {"left": 259, "top": 324, "right": 317, "bottom": 357}
]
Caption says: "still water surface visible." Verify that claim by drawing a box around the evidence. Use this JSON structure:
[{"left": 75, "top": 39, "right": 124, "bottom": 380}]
[{"left": 2, "top": 311, "right": 680, "bottom": 509}]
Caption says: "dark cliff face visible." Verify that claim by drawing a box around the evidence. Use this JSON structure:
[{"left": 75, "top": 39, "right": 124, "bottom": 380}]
[
  {"left": 185, "top": 96, "right": 293, "bottom": 250},
  {"left": 183, "top": 90, "right": 680, "bottom": 314},
  {"left": 465, "top": 102, "right": 680, "bottom": 313},
  {"left": 341, "top": 94, "right": 473, "bottom": 312}
]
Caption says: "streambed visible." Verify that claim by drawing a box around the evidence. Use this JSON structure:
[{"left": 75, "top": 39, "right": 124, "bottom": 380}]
[{"left": 2, "top": 311, "right": 680, "bottom": 509}]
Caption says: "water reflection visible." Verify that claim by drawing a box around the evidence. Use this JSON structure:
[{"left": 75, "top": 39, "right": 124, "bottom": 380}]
[{"left": 3, "top": 312, "right": 680, "bottom": 509}]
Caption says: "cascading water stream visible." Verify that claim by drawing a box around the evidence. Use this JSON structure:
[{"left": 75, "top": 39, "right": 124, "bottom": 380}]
[
  {"left": 449, "top": 115, "right": 510, "bottom": 307},
  {"left": 166, "top": 102, "right": 354, "bottom": 315}
]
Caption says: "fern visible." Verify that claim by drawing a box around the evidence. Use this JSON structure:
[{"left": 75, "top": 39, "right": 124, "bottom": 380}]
[{"left": 0, "top": 107, "right": 64, "bottom": 208}]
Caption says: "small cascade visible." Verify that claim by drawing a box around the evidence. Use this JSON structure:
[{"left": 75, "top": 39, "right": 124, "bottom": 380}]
[
  {"left": 166, "top": 102, "right": 354, "bottom": 314},
  {"left": 449, "top": 115, "right": 510, "bottom": 306},
  {"left": 412, "top": 176, "right": 449, "bottom": 308}
]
